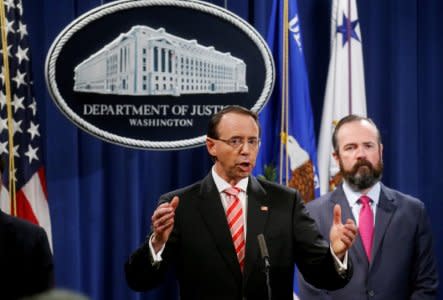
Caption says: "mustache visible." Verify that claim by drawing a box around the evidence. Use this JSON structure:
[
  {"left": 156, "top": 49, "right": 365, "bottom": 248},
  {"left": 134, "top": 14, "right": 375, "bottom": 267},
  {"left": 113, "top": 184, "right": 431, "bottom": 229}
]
[
  {"left": 340, "top": 157, "right": 384, "bottom": 191},
  {"left": 351, "top": 159, "right": 374, "bottom": 172}
]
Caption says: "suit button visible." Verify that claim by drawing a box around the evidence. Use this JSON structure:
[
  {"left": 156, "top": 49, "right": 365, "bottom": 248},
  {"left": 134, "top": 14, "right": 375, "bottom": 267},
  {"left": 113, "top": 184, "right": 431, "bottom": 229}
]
[{"left": 368, "top": 290, "right": 375, "bottom": 297}]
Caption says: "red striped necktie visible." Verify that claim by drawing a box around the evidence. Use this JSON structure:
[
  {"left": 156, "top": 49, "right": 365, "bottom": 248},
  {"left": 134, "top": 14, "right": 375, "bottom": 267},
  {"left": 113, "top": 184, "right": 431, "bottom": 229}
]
[
  {"left": 359, "top": 195, "right": 374, "bottom": 261},
  {"left": 224, "top": 187, "right": 246, "bottom": 272}
]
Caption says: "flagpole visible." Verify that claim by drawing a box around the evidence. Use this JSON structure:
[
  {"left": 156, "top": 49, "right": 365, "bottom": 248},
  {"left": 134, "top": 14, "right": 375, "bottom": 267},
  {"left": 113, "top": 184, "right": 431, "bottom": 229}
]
[
  {"left": 280, "top": 0, "right": 291, "bottom": 185},
  {"left": 347, "top": 0, "right": 352, "bottom": 113},
  {"left": 0, "top": 0, "right": 17, "bottom": 216},
  {"left": 284, "top": 0, "right": 290, "bottom": 186},
  {"left": 279, "top": 0, "right": 286, "bottom": 185}
]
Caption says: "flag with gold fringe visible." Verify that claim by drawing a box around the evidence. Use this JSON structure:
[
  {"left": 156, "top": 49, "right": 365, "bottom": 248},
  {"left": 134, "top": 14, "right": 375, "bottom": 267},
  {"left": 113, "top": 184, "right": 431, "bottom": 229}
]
[{"left": 0, "top": 0, "right": 52, "bottom": 248}]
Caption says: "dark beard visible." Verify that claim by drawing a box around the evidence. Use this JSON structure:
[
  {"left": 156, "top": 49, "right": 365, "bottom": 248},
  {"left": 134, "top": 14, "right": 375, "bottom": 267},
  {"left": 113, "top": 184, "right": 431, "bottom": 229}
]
[{"left": 340, "top": 158, "right": 383, "bottom": 191}]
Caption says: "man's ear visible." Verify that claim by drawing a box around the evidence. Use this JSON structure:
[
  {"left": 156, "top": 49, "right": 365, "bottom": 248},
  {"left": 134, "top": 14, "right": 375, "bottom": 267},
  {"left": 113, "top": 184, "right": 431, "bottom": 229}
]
[
  {"left": 206, "top": 138, "right": 217, "bottom": 157},
  {"left": 332, "top": 150, "right": 339, "bottom": 164},
  {"left": 379, "top": 143, "right": 383, "bottom": 160}
]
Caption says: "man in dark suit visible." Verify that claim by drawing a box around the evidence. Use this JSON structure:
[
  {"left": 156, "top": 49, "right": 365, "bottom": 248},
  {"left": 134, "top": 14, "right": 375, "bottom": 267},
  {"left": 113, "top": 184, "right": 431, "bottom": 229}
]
[
  {"left": 299, "top": 115, "right": 438, "bottom": 299},
  {"left": 0, "top": 161, "right": 54, "bottom": 299},
  {"left": 125, "top": 106, "right": 358, "bottom": 300}
]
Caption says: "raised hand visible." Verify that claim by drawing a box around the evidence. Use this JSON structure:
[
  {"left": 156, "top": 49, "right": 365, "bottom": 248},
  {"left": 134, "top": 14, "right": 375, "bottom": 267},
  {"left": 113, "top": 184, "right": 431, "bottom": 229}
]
[
  {"left": 151, "top": 196, "right": 179, "bottom": 253},
  {"left": 329, "top": 204, "right": 358, "bottom": 260}
]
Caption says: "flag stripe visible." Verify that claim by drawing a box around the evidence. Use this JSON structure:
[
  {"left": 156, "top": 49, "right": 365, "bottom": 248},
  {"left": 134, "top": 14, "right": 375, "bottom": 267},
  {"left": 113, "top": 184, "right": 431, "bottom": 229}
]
[
  {"left": 38, "top": 167, "right": 48, "bottom": 199},
  {"left": 16, "top": 190, "right": 38, "bottom": 224},
  {"left": 22, "top": 172, "right": 52, "bottom": 246}
]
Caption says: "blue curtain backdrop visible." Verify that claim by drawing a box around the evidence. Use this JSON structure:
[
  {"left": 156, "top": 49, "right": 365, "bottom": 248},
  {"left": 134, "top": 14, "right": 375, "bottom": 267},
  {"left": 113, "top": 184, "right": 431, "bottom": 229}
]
[{"left": 22, "top": 0, "right": 443, "bottom": 299}]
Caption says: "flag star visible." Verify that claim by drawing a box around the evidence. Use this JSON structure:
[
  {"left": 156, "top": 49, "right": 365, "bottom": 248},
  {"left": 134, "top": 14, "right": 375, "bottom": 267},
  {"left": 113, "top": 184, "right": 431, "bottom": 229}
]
[
  {"left": 337, "top": 13, "right": 360, "bottom": 46},
  {"left": 0, "top": 66, "right": 4, "bottom": 85},
  {"left": 0, "top": 116, "right": 7, "bottom": 132},
  {"left": 29, "top": 98, "right": 37, "bottom": 116},
  {"left": 17, "top": 21, "right": 27, "bottom": 39},
  {"left": 16, "top": 46, "right": 29, "bottom": 64},
  {"left": 3, "top": 0, "right": 15, "bottom": 12},
  {"left": 13, "top": 119, "right": 23, "bottom": 135},
  {"left": 0, "top": 45, "right": 13, "bottom": 58},
  {"left": 12, "top": 95, "right": 25, "bottom": 112},
  {"left": 0, "top": 90, "right": 6, "bottom": 109},
  {"left": 25, "top": 144, "right": 39, "bottom": 164},
  {"left": 12, "top": 69, "right": 26, "bottom": 89},
  {"left": 6, "top": 18, "right": 15, "bottom": 35},
  {"left": 28, "top": 121, "right": 40, "bottom": 140},
  {"left": 12, "top": 144, "right": 19, "bottom": 158},
  {"left": 0, "top": 141, "right": 8, "bottom": 155},
  {"left": 16, "top": 1, "right": 23, "bottom": 15}
]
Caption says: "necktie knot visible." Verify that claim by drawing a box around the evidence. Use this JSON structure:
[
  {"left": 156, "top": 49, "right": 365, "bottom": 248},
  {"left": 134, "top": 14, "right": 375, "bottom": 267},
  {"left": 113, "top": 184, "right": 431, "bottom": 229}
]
[
  {"left": 224, "top": 187, "right": 241, "bottom": 197},
  {"left": 359, "top": 195, "right": 371, "bottom": 206}
]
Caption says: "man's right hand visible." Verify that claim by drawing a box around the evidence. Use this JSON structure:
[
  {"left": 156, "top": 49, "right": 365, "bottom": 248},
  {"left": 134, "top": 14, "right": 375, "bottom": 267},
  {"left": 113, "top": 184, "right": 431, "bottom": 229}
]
[{"left": 151, "top": 196, "right": 179, "bottom": 253}]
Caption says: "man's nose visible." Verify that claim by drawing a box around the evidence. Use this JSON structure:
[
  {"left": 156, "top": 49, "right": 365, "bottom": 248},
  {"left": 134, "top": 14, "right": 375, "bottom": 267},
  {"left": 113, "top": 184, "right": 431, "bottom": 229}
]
[
  {"left": 239, "top": 141, "right": 251, "bottom": 153},
  {"left": 355, "top": 146, "right": 367, "bottom": 158}
]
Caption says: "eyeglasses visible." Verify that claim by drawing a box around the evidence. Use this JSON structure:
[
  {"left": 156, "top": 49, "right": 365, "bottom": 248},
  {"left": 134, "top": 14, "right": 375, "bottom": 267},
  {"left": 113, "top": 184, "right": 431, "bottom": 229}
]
[{"left": 215, "top": 137, "right": 261, "bottom": 149}]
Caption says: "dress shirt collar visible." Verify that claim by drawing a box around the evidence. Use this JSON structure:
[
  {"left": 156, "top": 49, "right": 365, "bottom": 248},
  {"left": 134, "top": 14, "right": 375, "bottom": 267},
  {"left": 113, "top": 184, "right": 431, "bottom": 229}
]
[
  {"left": 343, "top": 180, "right": 381, "bottom": 207},
  {"left": 211, "top": 166, "right": 249, "bottom": 193}
]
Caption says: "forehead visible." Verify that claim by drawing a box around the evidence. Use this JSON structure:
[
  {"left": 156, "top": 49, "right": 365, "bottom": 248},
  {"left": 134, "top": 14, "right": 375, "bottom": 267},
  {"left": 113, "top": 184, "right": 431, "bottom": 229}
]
[
  {"left": 336, "top": 120, "right": 378, "bottom": 146},
  {"left": 217, "top": 112, "right": 259, "bottom": 137}
]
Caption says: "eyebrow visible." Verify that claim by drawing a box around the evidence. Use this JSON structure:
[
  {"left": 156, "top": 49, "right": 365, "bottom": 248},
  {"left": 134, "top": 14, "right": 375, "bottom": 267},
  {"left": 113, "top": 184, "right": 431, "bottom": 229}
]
[
  {"left": 343, "top": 141, "right": 376, "bottom": 147},
  {"left": 226, "top": 135, "right": 258, "bottom": 139}
]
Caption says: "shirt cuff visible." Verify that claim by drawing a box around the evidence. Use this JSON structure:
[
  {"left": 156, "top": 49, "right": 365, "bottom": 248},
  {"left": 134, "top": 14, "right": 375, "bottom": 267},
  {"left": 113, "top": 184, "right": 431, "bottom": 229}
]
[
  {"left": 149, "top": 234, "right": 165, "bottom": 264},
  {"left": 330, "top": 244, "right": 348, "bottom": 274}
]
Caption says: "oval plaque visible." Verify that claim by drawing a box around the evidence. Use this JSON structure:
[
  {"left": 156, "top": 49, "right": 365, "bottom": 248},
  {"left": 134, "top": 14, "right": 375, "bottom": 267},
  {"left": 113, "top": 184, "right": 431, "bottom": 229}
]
[{"left": 45, "top": 0, "right": 274, "bottom": 150}]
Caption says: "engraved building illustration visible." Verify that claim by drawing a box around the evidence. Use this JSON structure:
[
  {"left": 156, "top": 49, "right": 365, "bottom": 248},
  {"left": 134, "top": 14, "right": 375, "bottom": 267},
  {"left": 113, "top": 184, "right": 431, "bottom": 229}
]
[{"left": 73, "top": 25, "right": 248, "bottom": 96}]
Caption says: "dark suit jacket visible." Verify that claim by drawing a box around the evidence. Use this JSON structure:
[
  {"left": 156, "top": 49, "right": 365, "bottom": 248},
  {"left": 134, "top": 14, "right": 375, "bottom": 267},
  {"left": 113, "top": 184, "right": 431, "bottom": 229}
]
[
  {"left": 299, "top": 184, "right": 438, "bottom": 300},
  {"left": 125, "top": 174, "right": 352, "bottom": 300},
  {"left": 0, "top": 210, "right": 54, "bottom": 299}
]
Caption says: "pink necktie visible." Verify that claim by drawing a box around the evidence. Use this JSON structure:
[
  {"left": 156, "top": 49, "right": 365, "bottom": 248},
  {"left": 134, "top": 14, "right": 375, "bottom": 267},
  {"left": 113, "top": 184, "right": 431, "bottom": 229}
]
[
  {"left": 224, "top": 187, "right": 245, "bottom": 271},
  {"left": 359, "top": 195, "right": 374, "bottom": 261}
]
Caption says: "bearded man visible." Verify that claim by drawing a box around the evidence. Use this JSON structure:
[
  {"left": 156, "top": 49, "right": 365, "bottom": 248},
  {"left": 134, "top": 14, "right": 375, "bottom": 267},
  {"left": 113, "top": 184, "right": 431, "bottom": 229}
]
[{"left": 299, "top": 114, "right": 438, "bottom": 300}]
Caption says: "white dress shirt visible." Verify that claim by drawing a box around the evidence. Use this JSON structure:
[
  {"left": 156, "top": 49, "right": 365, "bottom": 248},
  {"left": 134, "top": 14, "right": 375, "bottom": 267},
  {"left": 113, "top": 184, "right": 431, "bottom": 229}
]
[{"left": 342, "top": 181, "right": 381, "bottom": 225}]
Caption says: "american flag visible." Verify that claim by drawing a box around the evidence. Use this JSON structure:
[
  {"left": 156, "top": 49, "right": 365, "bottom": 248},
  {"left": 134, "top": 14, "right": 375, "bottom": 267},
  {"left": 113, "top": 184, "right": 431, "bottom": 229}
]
[{"left": 0, "top": 0, "right": 52, "bottom": 248}]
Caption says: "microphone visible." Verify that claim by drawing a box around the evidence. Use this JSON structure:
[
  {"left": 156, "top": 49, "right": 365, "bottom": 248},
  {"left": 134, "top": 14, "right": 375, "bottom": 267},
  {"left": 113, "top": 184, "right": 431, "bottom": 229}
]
[
  {"left": 257, "top": 234, "right": 270, "bottom": 267},
  {"left": 257, "top": 234, "right": 271, "bottom": 300}
]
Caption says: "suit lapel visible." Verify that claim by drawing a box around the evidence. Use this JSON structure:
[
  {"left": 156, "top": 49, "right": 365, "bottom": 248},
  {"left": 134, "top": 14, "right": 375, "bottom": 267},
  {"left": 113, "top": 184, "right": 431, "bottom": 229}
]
[
  {"left": 196, "top": 174, "right": 242, "bottom": 282},
  {"left": 243, "top": 177, "right": 268, "bottom": 284},
  {"left": 331, "top": 186, "right": 368, "bottom": 264},
  {"left": 370, "top": 184, "right": 396, "bottom": 267},
  {"left": 330, "top": 186, "right": 355, "bottom": 223}
]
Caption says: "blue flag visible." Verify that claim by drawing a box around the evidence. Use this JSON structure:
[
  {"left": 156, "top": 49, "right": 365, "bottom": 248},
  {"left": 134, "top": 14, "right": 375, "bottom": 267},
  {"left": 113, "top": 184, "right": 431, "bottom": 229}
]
[
  {"left": 254, "top": 1, "right": 320, "bottom": 295},
  {"left": 255, "top": 0, "right": 319, "bottom": 204}
]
